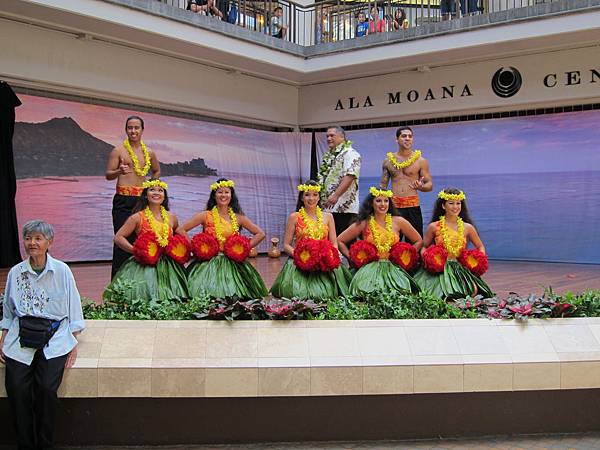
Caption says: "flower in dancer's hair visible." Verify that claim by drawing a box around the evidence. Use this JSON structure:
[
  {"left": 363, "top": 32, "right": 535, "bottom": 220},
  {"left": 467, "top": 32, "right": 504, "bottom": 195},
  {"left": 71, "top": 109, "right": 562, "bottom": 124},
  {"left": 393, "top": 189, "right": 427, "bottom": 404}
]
[
  {"left": 319, "top": 239, "right": 341, "bottom": 272},
  {"left": 165, "top": 234, "right": 192, "bottom": 265},
  {"left": 422, "top": 244, "right": 448, "bottom": 274},
  {"left": 191, "top": 232, "right": 219, "bottom": 262},
  {"left": 133, "top": 232, "right": 162, "bottom": 266},
  {"left": 389, "top": 242, "right": 419, "bottom": 271},
  {"left": 223, "top": 234, "right": 251, "bottom": 263},
  {"left": 348, "top": 240, "right": 379, "bottom": 269},
  {"left": 458, "top": 249, "right": 488, "bottom": 277},
  {"left": 293, "top": 238, "right": 322, "bottom": 272}
]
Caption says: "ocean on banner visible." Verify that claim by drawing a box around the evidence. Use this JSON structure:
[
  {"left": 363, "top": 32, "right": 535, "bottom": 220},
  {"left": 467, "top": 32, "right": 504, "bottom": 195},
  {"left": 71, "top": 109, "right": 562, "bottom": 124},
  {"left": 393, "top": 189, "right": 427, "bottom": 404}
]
[
  {"left": 364, "top": 171, "right": 600, "bottom": 264},
  {"left": 16, "top": 174, "right": 297, "bottom": 262}
]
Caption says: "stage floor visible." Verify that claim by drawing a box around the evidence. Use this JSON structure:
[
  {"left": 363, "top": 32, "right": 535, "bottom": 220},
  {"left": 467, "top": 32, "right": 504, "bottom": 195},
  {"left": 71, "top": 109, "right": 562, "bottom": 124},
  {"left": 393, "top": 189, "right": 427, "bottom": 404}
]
[{"left": 0, "top": 257, "right": 598, "bottom": 302}]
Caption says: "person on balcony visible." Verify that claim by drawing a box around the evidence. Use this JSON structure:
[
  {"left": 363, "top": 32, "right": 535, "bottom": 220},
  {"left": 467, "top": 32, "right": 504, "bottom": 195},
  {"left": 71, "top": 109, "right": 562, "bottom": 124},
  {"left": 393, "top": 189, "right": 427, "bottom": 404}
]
[
  {"left": 271, "top": 6, "right": 288, "bottom": 39},
  {"left": 355, "top": 11, "right": 369, "bottom": 37},
  {"left": 392, "top": 8, "right": 410, "bottom": 31},
  {"left": 369, "top": 6, "right": 386, "bottom": 34}
]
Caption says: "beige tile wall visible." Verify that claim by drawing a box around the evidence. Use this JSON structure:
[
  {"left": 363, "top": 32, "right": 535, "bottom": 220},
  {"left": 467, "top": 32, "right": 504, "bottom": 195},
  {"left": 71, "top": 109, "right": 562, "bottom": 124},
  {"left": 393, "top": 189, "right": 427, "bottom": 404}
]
[{"left": 1, "top": 318, "right": 599, "bottom": 398}]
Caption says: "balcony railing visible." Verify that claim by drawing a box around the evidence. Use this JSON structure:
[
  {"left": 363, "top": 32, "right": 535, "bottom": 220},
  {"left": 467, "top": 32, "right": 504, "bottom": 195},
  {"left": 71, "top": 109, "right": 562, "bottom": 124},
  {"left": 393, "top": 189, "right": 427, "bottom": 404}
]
[{"left": 159, "top": 0, "right": 560, "bottom": 46}]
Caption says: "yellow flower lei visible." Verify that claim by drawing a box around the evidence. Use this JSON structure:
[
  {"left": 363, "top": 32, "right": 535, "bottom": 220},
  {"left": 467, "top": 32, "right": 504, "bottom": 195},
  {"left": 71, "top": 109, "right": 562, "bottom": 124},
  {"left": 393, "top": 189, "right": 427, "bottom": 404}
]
[
  {"left": 210, "top": 180, "right": 235, "bottom": 191},
  {"left": 297, "top": 184, "right": 321, "bottom": 193},
  {"left": 211, "top": 207, "right": 239, "bottom": 246},
  {"left": 299, "top": 207, "right": 325, "bottom": 240},
  {"left": 369, "top": 186, "right": 393, "bottom": 198},
  {"left": 144, "top": 206, "right": 170, "bottom": 247},
  {"left": 142, "top": 179, "right": 168, "bottom": 190},
  {"left": 123, "top": 139, "right": 151, "bottom": 177},
  {"left": 439, "top": 215, "right": 465, "bottom": 257},
  {"left": 438, "top": 190, "right": 466, "bottom": 201},
  {"left": 369, "top": 214, "right": 394, "bottom": 256},
  {"left": 387, "top": 150, "right": 421, "bottom": 170}
]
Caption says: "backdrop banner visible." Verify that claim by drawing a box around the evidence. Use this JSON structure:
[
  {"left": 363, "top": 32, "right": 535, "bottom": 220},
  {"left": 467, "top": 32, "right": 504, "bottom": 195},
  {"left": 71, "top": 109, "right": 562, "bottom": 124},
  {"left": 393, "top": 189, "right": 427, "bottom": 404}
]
[
  {"left": 317, "top": 111, "right": 600, "bottom": 264},
  {"left": 14, "top": 94, "right": 312, "bottom": 261}
]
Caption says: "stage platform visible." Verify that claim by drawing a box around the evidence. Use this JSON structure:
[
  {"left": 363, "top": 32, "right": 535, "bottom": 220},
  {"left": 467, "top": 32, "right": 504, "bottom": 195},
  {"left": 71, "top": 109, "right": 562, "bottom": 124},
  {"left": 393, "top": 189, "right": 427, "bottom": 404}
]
[{"left": 1, "top": 257, "right": 598, "bottom": 302}]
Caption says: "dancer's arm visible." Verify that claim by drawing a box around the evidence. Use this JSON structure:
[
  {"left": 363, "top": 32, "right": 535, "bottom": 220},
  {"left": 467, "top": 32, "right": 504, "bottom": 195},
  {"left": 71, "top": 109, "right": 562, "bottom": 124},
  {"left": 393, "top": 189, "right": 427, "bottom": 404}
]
[
  {"left": 238, "top": 215, "right": 265, "bottom": 248},
  {"left": 466, "top": 223, "right": 485, "bottom": 254},
  {"left": 421, "top": 222, "right": 436, "bottom": 255},
  {"left": 337, "top": 221, "right": 365, "bottom": 259},
  {"left": 114, "top": 214, "right": 141, "bottom": 253},
  {"left": 282, "top": 213, "right": 297, "bottom": 256},
  {"left": 395, "top": 217, "right": 423, "bottom": 251},
  {"left": 176, "top": 211, "right": 207, "bottom": 240}
]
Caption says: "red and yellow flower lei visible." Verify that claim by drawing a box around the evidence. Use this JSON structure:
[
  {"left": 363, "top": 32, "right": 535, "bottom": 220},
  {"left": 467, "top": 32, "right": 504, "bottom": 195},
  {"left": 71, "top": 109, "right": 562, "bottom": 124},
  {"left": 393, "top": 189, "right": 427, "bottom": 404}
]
[{"left": 144, "top": 206, "right": 170, "bottom": 247}]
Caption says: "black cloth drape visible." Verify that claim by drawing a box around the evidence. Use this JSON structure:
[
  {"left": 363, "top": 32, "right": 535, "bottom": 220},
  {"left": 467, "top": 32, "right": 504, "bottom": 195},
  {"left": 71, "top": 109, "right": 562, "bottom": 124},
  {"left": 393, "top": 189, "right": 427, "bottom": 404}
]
[
  {"left": 0, "top": 81, "right": 22, "bottom": 267},
  {"left": 310, "top": 131, "right": 318, "bottom": 180}
]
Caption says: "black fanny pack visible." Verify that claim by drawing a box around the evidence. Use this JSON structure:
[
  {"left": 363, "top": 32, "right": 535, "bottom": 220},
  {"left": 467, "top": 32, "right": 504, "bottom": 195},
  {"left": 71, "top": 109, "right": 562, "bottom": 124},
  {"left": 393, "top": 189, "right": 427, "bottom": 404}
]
[{"left": 19, "top": 316, "right": 63, "bottom": 349}]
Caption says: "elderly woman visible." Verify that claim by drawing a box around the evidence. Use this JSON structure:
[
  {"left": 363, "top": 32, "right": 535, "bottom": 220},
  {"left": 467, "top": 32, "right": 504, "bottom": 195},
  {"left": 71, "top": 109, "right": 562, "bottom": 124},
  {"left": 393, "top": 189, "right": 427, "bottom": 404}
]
[{"left": 0, "top": 220, "right": 85, "bottom": 450}]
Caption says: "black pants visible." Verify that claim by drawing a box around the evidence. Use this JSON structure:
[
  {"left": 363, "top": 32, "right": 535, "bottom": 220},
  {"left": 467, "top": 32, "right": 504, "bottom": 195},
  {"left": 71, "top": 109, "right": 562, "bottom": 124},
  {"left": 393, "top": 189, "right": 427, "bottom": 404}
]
[
  {"left": 5, "top": 351, "right": 68, "bottom": 450},
  {"left": 111, "top": 194, "right": 139, "bottom": 278},
  {"left": 398, "top": 206, "right": 423, "bottom": 238},
  {"left": 332, "top": 213, "right": 357, "bottom": 237}
]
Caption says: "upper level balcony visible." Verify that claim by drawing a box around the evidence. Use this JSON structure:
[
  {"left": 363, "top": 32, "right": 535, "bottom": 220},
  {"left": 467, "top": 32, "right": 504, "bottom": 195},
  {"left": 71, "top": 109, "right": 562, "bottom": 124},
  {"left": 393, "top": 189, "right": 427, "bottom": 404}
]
[{"left": 1, "top": 0, "right": 599, "bottom": 127}]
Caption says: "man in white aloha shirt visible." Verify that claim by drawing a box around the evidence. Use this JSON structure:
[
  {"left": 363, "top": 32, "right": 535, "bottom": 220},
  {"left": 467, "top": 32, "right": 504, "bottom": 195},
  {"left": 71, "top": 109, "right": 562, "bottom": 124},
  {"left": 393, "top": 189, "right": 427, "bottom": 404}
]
[{"left": 317, "top": 125, "right": 361, "bottom": 235}]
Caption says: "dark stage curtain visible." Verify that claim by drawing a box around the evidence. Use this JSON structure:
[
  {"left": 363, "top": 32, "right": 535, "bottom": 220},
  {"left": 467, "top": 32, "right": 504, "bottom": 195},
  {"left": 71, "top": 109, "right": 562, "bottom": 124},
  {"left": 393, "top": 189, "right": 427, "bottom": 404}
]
[
  {"left": 310, "top": 131, "right": 318, "bottom": 180},
  {"left": 0, "top": 81, "right": 22, "bottom": 267}
]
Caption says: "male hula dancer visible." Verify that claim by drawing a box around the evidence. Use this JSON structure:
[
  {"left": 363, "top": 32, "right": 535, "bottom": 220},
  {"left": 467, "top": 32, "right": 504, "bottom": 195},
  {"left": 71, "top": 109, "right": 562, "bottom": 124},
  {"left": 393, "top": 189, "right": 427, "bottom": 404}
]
[
  {"left": 317, "top": 125, "right": 361, "bottom": 236},
  {"left": 105, "top": 116, "right": 160, "bottom": 278},
  {"left": 379, "top": 126, "right": 432, "bottom": 237}
]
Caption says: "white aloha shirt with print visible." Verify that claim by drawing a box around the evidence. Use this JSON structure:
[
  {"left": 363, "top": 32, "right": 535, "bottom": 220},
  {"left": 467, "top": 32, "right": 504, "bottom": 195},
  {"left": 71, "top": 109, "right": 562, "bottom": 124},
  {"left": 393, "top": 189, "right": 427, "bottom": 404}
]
[{"left": 318, "top": 142, "right": 361, "bottom": 214}]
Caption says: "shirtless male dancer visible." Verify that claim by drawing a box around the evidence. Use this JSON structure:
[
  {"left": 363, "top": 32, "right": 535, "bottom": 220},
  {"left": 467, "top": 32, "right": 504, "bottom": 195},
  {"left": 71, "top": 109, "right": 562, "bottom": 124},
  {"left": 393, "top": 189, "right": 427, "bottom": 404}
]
[
  {"left": 379, "top": 126, "right": 432, "bottom": 237},
  {"left": 105, "top": 116, "right": 160, "bottom": 278}
]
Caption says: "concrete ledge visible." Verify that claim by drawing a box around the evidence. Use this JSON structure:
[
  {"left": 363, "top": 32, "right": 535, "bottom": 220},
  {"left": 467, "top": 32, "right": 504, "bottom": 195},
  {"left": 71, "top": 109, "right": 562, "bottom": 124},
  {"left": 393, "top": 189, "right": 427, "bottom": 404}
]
[{"left": 3, "top": 318, "right": 600, "bottom": 398}]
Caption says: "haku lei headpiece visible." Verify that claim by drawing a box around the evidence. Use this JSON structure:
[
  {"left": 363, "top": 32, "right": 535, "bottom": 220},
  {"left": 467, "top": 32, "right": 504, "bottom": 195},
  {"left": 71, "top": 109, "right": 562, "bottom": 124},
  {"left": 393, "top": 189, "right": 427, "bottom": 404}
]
[
  {"left": 369, "top": 187, "right": 393, "bottom": 198},
  {"left": 143, "top": 179, "right": 168, "bottom": 190},
  {"left": 210, "top": 180, "right": 235, "bottom": 191},
  {"left": 438, "top": 190, "right": 465, "bottom": 201},
  {"left": 297, "top": 184, "right": 321, "bottom": 193}
]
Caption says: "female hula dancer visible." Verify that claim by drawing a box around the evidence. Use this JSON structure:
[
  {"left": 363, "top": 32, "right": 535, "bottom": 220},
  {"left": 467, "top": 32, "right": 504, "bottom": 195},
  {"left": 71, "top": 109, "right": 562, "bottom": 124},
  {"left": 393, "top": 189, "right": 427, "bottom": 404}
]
[
  {"left": 338, "top": 187, "right": 422, "bottom": 297},
  {"left": 177, "top": 178, "right": 268, "bottom": 299}
]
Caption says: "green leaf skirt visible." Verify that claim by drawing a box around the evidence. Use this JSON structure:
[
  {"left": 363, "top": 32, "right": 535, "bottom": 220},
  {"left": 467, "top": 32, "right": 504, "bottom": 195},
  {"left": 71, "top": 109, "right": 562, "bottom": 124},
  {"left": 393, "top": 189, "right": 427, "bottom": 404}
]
[
  {"left": 187, "top": 254, "right": 268, "bottom": 300},
  {"left": 349, "top": 260, "right": 419, "bottom": 297},
  {"left": 270, "top": 258, "right": 352, "bottom": 301},
  {"left": 104, "top": 255, "right": 189, "bottom": 301},
  {"left": 414, "top": 259, "right": 494, "bottom": 299}
]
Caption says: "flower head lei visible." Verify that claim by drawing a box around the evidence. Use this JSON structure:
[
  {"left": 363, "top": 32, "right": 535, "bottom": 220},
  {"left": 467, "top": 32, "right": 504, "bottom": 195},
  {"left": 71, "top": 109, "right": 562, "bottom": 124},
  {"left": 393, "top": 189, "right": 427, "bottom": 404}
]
[
  {"left": 369, "top": 187, "right": 393, "bottom": 198},
  {"left": 143, "top": 179, "right": 168, "bottom": 191},
  {"left": 210, "top": 180, "right": 235, "bottom": 191},
  {"left": 438, "top": 190, "right": 465, "bottom": 202},
  {"left": 123, "top": 139, "right": 151, "bottom": 177},
  {"left": 297, "top": 184, "right": 321, "bottom": 193}
]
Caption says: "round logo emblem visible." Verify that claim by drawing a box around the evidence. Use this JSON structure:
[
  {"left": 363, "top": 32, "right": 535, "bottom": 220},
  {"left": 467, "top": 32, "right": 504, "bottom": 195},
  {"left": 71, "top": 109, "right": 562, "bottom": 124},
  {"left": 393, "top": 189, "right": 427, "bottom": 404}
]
[{"left": 491, "top": 67, "right": 522, "bottom": 98}]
